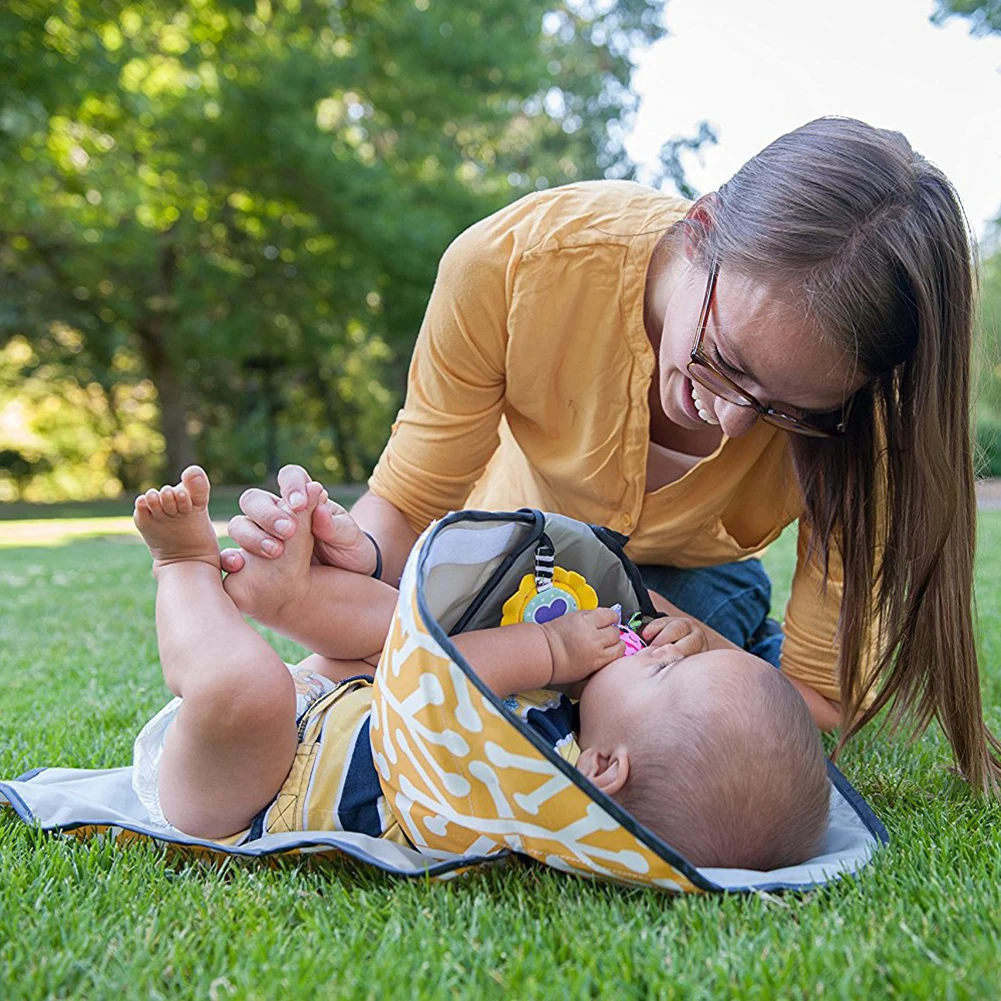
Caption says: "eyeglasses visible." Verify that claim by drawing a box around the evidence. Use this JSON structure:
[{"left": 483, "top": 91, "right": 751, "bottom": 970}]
[{"left": 687, "top": 258, "right": 852, "bottom": 438}]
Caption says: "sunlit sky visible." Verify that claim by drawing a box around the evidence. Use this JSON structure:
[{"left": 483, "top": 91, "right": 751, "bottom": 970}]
[{"left": 624, "top": 0, "right": 1001, "bottom": 241}]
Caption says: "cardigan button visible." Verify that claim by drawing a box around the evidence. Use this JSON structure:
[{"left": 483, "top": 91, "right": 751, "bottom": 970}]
[{"left": 621, "top": 514, "right": 633, "bottom": 530}]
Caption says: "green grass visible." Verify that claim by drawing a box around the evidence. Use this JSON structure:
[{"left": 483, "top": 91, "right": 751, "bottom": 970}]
[{"left": 3, "top": 521, "right": 1001, "bottom": 998}]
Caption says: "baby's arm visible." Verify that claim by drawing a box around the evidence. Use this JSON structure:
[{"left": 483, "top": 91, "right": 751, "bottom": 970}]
[
  {"left": 272, "top": 565, "right": 398, "bottom": 663},
  {"left": 453, "top": 609, "right": 624, "bottom": 698},
  {"left": 223, "top": 540, "right": 398, "bottom": 663}
]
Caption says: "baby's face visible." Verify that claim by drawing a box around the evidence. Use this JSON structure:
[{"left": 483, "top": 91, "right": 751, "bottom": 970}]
[{"left": 577, "top": 646, "right": 761, "bottom": 747}]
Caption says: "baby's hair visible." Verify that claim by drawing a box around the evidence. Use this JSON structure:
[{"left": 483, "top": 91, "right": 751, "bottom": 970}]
[{"left": 618, "top": 660, "right": 829, "bottom": 869}]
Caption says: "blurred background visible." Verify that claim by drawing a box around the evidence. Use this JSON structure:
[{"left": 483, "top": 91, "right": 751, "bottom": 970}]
[{"left": 1, "top": 0, "right": 1000, "bottom": 505}]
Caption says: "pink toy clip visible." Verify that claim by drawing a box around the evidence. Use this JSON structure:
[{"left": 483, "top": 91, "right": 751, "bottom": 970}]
[
  {"left": 619, "top": 625, "right": 646, "bottom": 657},
  {"left": 611, "top": 604, "right": 647, "bottom": 657}
]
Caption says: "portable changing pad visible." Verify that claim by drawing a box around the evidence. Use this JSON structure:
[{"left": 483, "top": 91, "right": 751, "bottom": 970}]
[{"left": 1, "top": 509, "right": 887, "bottom": 892}]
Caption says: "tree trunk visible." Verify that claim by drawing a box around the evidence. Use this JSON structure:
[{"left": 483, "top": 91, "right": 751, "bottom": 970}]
[
  {"left": 310, "top": 366, "right": 355, "bottom": 481},
  {"left": 134, "top": 236, "right": 197, "bottom": 478},
  {"left": 135, "top": 316, "right": 197, "bottom": 478}
]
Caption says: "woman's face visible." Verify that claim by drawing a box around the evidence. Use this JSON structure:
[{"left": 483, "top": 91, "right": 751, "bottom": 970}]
[{"left": 653, "top": 257, "right": 868, "bottom": 438}]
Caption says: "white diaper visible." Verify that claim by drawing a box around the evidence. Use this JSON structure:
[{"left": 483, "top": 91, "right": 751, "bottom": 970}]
[{"left": 131, "top": 664, "right": 337, "bottom": 830}]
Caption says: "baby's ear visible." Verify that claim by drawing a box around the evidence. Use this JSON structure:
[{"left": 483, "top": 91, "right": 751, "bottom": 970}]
[{"left": 577, "top": 745, "right": 630, "bottom": 796}]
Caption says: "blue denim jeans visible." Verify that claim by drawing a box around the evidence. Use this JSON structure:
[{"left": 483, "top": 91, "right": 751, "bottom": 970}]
[{"left": 638, "top": 559, "right": 784, "bottom": 668}]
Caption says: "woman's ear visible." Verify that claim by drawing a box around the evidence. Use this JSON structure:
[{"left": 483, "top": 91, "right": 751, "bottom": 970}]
[
  {"left": 682, "top": 193, "right": 718, "bottom": 262},
  {"left": 576, "top": 745, "right": 630, "bottom": 797}
]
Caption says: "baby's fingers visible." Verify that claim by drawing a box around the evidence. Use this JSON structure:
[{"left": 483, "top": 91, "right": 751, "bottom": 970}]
[
  {"left": 583, "top": 606, "right": 620, "bottom": 629},
  {"left": 667, "top": 630, "right": 707, "bottom": 658},
  {"left": 645, "top": 616, "right": 692, "bottom": 647},
  {"left": 633, "top": 643, "right": 685, "bottom": 668}
]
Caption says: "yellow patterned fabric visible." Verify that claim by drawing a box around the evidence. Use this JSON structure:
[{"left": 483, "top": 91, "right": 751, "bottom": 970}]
[
  {"left": 261, "top": 676, "right": 409, "bottom": 846},
  {"left": 370, "top": 521, "right": 702, "bottom": 891}
]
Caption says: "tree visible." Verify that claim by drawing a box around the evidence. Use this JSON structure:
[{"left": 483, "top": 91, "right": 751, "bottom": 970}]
[
  {"left": 933, "top": 0, "right": 1001, "bottom": 35},
  {"left": 932, "top": 1, "right": 1001, "bottom": 474},
  {"left": 1, "top": 1, "right": 707, "bottom": 494}
]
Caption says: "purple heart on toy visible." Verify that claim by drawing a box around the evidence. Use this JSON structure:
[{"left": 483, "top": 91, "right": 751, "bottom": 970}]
[{"left": 533, "top": 598, "right": 568, "bottom": 624}]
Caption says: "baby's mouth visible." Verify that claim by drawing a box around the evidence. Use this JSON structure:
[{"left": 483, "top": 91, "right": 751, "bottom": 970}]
[{"left": 691, "top": 383, "right": 720, "bottom": 426}]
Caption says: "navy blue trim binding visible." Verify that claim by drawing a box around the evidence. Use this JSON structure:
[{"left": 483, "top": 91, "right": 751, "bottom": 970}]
[
  {"left": 0, "top": 781, "right": 34, "bottom": 823},
  {"left": 0, "top": 777, "right": 507, "bottom": 878},
  {"left": 825, "top": 760, "right": 889, "bottom": 845}
]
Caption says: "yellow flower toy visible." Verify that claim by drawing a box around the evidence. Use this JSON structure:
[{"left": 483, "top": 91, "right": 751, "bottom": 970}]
[{"left": 500, "top": 536, "right": 598, "bottom": 626}]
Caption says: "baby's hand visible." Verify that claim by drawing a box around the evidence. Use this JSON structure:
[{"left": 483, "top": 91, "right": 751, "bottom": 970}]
[
  {"left": 642, "top": 615, "right": 710, "bottom": 658},
  {"left": 541, "top": 608, "right": 625, "bottom": 686}
]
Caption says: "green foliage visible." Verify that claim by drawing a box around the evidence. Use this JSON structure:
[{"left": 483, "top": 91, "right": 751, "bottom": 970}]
[
  {"left": 975, "top": 242, "right": 1001, "bottom": 477},
  {"left": 0, "top": 335, "right": 165, "bottom": 500},
  {"left": 933, "top": 0, "right": 1001, "bottom": 36},
  {"left": 0, "top": 0, "right": 684, "bottom": 499},
  {"left": 930, "top": 3, "right": 1001, "bottom": 478}
]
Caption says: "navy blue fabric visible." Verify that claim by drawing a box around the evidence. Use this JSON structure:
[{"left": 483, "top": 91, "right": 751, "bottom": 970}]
[
  {"left": 337, "top": 716, "right": 384, "bottom": 837},
  {"left": 638, "top": 558, "right": 784, "bottom": 668},
  {"left": 519, "top": 694, "right": 577, "bottom": 747}
]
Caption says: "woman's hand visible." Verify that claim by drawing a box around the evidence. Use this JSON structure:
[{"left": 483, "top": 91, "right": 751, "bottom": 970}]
[
  {"left": 641, "top": 614, "right": 709, "bottom": 658},
  {"left": 220, "top": 464, "right": 379, "bottom": 576},
  {"left": 541, "top": 608, "right": 625, "bottom": 686}
]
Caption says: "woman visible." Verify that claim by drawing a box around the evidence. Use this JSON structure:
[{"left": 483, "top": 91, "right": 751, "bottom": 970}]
[{"left": 222, "top": 117, "right": 1001, "bottom": 791}]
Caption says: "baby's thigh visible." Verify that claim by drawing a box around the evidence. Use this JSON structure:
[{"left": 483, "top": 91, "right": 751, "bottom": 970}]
[{"left": 157, "top": 675, "right": 298, "bottom": 840}]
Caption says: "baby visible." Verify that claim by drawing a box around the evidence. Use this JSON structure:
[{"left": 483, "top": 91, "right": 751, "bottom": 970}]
[{"left": 132, "top": 466, "right": 829, "bottom": 869}]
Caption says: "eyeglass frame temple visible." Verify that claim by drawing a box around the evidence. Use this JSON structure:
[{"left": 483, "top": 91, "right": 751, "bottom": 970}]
[{"left": 687, "top": 256, "right": 850, "bottom": 437}]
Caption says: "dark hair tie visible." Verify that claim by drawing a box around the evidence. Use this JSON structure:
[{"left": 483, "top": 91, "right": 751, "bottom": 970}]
[{"left": 363, "top": 531, "right": 383, "bottom": 581}]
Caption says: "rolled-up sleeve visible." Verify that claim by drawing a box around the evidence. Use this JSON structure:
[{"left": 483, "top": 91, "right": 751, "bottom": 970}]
[{"left": 368, "top": 205, "right": 526, "bottom": 532}]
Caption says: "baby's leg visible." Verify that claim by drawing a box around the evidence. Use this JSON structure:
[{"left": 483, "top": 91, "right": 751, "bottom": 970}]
[
  {"left": 223, "top": 496, "right": 398, "bottom": 661},
  {"left": 134, "top": 466, "right": 298, "bottom": 839},
  {"left": 292, "top": 652, "right": 376, "bottom": 685}
]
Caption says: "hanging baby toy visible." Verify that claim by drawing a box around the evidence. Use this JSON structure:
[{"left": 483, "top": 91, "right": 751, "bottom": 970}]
[
  {"left": 500, "top": 535, "right": 599, "bottom": 627},
  {"left": 500, "top": 535, "right": 648, "bottom": 655}
]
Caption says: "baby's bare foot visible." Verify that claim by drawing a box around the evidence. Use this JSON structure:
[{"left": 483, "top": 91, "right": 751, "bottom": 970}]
[
  {"left": 133, "top": 466, "right": 220, "bottom": 574},
  {"left": 223, "top": 481, "right": 324, "bottom": 627}
]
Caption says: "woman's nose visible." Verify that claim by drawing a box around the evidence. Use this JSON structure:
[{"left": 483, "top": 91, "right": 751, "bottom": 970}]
[{"left": 714, "top": 399, "right": 760, "bottom": 438}]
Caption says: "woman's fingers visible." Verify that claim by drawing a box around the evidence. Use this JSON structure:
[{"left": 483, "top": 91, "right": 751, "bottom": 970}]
[
  {"left": 310, "top": 497, "right": 349, "bottom": 541},
  {"left": 238, "top": 486, "right": 296, "bottom": 536},
  {"left": 226, "top": 513, "right": 285, "bottom": 558},
  {"left": 277, "top": 464, "right": 314, "bottom": 512}
]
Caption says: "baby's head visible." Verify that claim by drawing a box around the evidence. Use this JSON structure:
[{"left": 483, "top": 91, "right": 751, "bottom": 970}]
[{"left": 577, "top": 646, "right": 829, "bottom": 869}]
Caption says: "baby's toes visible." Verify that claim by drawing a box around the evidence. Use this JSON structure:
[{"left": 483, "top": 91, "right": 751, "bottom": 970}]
[
  {"left": 144, "top": 488, "right": 164, "bottom": 518},
  {"left": 304, "top": 480, "right": 325, "bottom": 512},
  {"left": 174, "top": 486, "right": 192, "bottom": 515},
  {"left": 179, "top": 465, "right": 210, "bottom": 509},
  {"left": 160, "top": 485, "right": 178, "bottom": 516}
]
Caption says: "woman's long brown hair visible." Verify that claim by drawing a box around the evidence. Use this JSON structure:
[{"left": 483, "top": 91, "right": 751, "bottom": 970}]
[{"left": 698, "top": 117, "right": 1001, "bottom": 791}]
